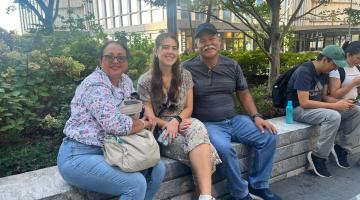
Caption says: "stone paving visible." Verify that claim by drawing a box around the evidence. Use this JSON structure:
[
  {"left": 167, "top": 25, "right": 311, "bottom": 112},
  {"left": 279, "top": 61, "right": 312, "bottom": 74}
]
[{"left": 270, "top": 153, "right": 360, "bottom": 200}]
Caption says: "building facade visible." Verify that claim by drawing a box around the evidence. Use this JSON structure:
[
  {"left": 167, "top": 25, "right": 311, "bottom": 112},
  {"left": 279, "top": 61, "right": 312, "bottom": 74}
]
[
  {"left": 19, "top": 0, "right": 85, "bottom": 33},
  {"left": 283, "top": 0, "right": 360, "bottom": 52},
  {"left": 82, "top": 0, "right": 253, "bottom": 52}
]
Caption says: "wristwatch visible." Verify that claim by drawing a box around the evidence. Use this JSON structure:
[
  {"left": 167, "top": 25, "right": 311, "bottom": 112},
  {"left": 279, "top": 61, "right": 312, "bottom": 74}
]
[
  {"left": 174, "top": 115, "right": 183, "bottom": 123},
  {"left": 251, "top": 113, "right": 263, "bottom": 121}
]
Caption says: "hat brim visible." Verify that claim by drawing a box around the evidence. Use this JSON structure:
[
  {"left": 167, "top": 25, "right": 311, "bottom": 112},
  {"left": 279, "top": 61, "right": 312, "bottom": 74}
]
[
  {"left": 194, "top": 29, "right": 217, "bottom": 38},
  {"left": 333, "top": 59, "right": 348, "bottom": 68}
]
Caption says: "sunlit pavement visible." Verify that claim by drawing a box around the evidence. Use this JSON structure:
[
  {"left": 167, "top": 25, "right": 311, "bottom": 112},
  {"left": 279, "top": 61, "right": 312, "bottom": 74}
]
[{"left": 270, "top": 153, "right": 360, "bottom": 200}]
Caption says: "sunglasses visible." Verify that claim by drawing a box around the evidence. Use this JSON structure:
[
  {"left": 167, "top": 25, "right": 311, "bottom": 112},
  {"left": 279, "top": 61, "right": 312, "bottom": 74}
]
[{"left": 103, "top": 55, "right": 128, "bottom": 63}]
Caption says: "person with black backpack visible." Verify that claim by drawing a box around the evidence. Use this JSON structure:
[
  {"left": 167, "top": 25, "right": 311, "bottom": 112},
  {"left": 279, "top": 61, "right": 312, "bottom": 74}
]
[
  {"left": 285, "top": 45, "right": 360, "bottom": 178},
  {"left": 329, "top": 41, "right": 360, "bottom": 103}
]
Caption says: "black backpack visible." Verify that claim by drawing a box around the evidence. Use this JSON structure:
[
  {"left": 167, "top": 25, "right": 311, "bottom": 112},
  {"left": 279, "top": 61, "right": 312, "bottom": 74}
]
[
  {"left": 338, "top": 65, "right": 360, "bottom": 83},
  {"left": 272, "top": 66, "right": 299, "bottom": 108}
]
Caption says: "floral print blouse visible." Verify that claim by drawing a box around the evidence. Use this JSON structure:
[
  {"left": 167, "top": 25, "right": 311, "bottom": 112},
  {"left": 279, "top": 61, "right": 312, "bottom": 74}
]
[{"left": 63, "top": 67, "right": 134, "bottom": 147}]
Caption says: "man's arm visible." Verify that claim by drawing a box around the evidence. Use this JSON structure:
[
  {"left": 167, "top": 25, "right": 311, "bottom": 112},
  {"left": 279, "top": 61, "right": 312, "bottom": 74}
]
[
  {"left": 297, "top": 86, "right": 352, "bottom": 111},
  {"left": 236, "top": 89, "right": 277, "bottom": 134},
  {"left": 236, "top": 89, "right": 258, "bottom": 116}
]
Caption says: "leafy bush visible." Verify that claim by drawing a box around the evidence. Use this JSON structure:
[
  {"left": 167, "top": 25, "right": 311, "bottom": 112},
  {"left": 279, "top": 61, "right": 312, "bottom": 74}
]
[{"left": 0, "top": 138, "right": 60, "bottom": 177}]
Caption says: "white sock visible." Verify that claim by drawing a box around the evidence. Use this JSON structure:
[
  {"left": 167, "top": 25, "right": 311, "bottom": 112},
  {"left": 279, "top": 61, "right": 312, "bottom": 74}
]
[{"left": 198, "top": 194, "right": 213, "bottom": 200}]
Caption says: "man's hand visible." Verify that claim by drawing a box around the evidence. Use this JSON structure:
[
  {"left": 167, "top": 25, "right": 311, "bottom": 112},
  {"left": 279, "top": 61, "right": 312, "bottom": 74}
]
[
  {"left": 254, "top": 117, "right": 277, "bottom": 134},
  {"left": 335, "top": 99, "right": 355, "bottom": 112}
]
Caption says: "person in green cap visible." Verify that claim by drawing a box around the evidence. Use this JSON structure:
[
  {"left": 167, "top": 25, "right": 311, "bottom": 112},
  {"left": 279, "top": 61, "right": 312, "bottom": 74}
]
[{"left": 285, "top": 44, "right": 360, "bottom": 178}]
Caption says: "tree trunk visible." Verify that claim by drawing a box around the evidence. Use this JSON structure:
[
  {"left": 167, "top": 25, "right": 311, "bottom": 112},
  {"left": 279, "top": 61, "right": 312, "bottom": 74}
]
[
  {"left": 205, "top": 0, "right": 212, "bottom": 23},
  {"left": 268, "top": 1, "right": 281, "bottom": 89}
]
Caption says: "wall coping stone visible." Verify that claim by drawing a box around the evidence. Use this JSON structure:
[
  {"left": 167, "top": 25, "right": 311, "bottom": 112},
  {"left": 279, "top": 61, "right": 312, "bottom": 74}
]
[{"left": 0, "top": 117, "right": 317, "bottom": 200}]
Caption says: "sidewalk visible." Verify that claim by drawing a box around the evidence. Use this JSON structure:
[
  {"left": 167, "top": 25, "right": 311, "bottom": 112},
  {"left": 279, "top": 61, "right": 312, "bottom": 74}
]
[{"left": 270, "top": 152, "right": 360, "bottom": 200}]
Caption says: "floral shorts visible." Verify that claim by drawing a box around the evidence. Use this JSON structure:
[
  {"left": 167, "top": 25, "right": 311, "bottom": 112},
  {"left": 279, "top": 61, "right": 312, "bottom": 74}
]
[{"left": 160, "top": 118, "right": 222, "bottom": 175}]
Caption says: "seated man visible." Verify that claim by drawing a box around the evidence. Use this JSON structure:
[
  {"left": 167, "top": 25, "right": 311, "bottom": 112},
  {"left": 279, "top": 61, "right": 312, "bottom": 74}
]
[
  {"left": 182, "top": 23, "right": 281, "bottom": 200},
  {"left": 285, "top": 45, "right": 360, "bottom": 178}
]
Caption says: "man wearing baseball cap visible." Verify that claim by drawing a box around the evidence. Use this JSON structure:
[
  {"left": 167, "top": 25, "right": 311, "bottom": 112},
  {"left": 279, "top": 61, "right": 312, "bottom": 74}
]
[
  {"left": 183, "top": 23, "right": 281, "bottom": 200},
  {"left": 285, "top": 44, "right": 360, "bottom": 178}
]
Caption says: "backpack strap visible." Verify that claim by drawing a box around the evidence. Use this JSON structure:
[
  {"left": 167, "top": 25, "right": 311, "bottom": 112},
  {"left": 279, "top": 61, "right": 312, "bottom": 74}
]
[
  {"left": 338, "top": 67, "right": 345, "bottom": 83},
  {"left": 356, "top": 65, "right": 360, "bottom": 72}
]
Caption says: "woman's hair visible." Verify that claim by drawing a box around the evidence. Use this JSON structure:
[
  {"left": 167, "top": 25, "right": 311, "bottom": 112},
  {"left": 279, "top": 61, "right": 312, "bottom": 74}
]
[
  {"left": 99, "top": 40, "right": 131, "bottom": 60},
  {"left": 150, "top": 32, "right": 181, "bottom": 107},
  {"left": 342, "top": 41, "right": 360, "bottom": 57}
]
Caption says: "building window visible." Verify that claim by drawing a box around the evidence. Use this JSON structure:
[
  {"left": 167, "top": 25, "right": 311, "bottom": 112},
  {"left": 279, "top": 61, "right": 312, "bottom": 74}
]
[
  {"left": 130, "top": 0, "right": 139, "bottom": 12},
  {"left": 105, "top": 0, "right": 113, "bottom": 28},
  {"left": 98, "top": 0, "right": 105, "bottom": 26},
  {"left": 122, "top": 0, "right": 129, "bottom": 13},
  {"left": 223, "top": 9, "right": 231, "bottom": 21},
  {"left": 152, "top": 9, "right": 163, "bottom": 22},
  {"left": 122, "top": 15, "right": 129, "bottom": 26},
  {"left": 141, "top": 11, "right": 151, "bottom": 24},
  {"left": 131, "top": 13, "right": 139, "bottom": 25}
]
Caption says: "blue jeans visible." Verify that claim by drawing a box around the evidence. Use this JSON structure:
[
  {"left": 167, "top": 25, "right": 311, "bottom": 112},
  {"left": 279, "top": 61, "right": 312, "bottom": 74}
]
[
  {"left": 204, "top": 115, "right": 277, "bottom": 199},
  {"left": 57, "top": 137, "right": 166, "bottom": 200}
]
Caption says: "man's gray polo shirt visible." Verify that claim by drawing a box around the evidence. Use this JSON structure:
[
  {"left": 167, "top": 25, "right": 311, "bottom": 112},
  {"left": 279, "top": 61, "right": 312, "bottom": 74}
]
[{"left": 182, "top": 55, "right": 248, "bottom": 122}]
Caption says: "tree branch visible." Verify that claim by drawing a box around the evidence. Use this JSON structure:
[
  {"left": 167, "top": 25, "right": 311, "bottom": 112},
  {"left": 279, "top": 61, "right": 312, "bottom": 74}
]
[
  {"left": 232, "top": 0, "right": 271, "bottom": 34},
  {"left": 222, "top": 2, "right": 268, "bottom": 40},
  {"left": 18, "top": 0, "right": 45, "bottom": 23},
  {"left": 53, "top": 0, "right": 60, "bottom": 22}
]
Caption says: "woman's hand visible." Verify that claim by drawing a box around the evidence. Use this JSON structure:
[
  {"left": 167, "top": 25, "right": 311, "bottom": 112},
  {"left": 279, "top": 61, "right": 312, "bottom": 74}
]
[
  {"left": 143, "top": 103, "right": 157, "bottom": 131},
  {"left": 178, "top": 118, "right": 192, "bottom": 134},
  {"left": 163, "top": 118, "right": 179, "bottom": 143}
]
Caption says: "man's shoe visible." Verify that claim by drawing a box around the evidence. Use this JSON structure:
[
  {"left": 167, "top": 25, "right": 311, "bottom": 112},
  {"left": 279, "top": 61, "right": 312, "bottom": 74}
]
[
  {"left": 248, "top": 186, "right": 282, "bottom": 200},
  {"left": 307, "top": 151, "right": 332, "bottom": 177},
  {"left": 331, "top": 144, "right": 350, "bottom": 168},
  {"left": 239, "top": 194, "right": 254, "bottom": 200}
]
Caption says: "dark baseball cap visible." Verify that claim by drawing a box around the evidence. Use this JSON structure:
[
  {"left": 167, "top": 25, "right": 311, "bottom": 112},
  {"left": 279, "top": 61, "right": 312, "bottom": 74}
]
[
  {"left": 194, "top": 23, "right": 218, "bottom": 38},
  {"left": 321, "top": 45, "right": 348, "bottom": 68}
]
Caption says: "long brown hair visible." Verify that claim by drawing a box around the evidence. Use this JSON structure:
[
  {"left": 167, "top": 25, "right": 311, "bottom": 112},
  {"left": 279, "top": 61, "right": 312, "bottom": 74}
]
[{"left": 150, "top": 32, "right": 181, "bottom": 106}]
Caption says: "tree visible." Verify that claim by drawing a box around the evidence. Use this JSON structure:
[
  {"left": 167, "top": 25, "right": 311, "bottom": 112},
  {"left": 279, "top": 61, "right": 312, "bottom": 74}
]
[
  {"left": 212, "top": 0, "right": 330, "bottom": 87},
  {"left": 15, "top": 0, "right": 60, "bottom": 33}
]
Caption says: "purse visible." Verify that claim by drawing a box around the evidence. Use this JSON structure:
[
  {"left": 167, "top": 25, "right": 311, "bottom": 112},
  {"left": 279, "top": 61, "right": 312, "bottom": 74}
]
[
  {"left": 103, "top": 92, "right": 160, "bottom": 172},
  {"left": 103, "top": 129, "right": 160, "bottom": 172}
]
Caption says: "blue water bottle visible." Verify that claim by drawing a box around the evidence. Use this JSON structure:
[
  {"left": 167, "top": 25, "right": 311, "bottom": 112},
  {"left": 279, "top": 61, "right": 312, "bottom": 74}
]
[{"left": 285, "top": 101, "right": 293, "bottom": 124}]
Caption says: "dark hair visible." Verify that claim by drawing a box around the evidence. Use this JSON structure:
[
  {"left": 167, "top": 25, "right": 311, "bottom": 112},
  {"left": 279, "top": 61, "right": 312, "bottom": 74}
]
[
  {"left": 150, "top": 32, "right": 181, "bottom": 107},
  {"left": 99, "top": 40, "right": 130, "bottom": 60},
  {"left": 342, "top": 41, "right": 360, "bottom": 57},
  {"left": 316, "top": 54, "right": 332, "bottom": 62}
]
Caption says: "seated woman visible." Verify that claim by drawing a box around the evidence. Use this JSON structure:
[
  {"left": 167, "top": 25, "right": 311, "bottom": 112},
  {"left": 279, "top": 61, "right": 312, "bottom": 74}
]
[
  {"left": 57, "top": 41, "right": 166, "bottom": 200},
  {"left": 329, "top": 41, "right": 360, "bottom": 103},
  {"left": 329, "top": 41, "right": 360, "bottom": 168},
  {"left": 137, "top": 33, "right": 221, "bottom": 200}
]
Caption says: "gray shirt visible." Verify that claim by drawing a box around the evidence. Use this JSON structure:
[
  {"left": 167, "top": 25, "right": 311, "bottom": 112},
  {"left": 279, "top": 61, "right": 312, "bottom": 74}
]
[{"left": 182, "top": 55, "right": 248, "bottom": 122}]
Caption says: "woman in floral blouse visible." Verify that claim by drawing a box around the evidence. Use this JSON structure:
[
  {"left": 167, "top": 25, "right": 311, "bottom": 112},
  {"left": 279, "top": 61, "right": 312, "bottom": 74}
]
[
  {"left": 137, "top": 33, "right": 221, "bottom": 200},
  {"left": 57, "top": 41, "right": 165, "bottom": 200}
]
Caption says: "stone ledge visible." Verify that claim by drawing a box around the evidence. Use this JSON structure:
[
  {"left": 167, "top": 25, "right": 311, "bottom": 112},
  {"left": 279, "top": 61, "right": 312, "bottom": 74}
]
[{"left": 1, "top": 116, "right": 351, "bottom": 200}]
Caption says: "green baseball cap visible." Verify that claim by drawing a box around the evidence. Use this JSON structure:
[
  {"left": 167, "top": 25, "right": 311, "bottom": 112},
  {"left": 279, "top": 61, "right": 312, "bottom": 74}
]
[{"left": 321, "top": 45, "right": 348, "bottom": 68}]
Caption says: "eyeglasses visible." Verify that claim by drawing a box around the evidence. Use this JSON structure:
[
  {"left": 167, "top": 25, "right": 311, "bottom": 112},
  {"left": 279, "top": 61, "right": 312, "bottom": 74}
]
[{"left": 103, "top": 55, "right": 128, "bottom": 63}]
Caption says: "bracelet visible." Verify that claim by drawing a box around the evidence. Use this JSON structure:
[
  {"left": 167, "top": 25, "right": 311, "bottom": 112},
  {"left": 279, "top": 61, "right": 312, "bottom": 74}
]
[
  {"left": 174, "top": 115, "right": 182, "bottom": 123},
  {"left": 251, "top": 113, "right": 263, "bottom": 121},
  {"left": 139, "top": 119, "right": 146, "bottom": 129}
]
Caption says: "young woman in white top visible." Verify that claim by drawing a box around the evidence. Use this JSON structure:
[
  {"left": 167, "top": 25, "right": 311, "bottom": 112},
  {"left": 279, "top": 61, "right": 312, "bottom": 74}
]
[{"left": 329, "top": 41, "right": 360, "bottom": 102}]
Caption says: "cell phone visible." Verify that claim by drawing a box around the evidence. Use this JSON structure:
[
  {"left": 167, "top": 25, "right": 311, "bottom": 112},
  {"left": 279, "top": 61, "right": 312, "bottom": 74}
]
[
  {"left": 124, "top": 100, "right": 139, "bottom": 105},
  {"left": 157, "top": 129, "right": 169, "bottom": 146}
]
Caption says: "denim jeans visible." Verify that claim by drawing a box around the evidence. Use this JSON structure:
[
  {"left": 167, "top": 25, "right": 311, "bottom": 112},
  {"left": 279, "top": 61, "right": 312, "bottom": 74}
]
[
  {"left": 204, "top": 115, "right": 277, "bottom": 199},
  {"left": 294, "top": 106, "right": 360, "bottom": 159},
  {"left": 57, "top": 137, "right": 166, "bottom": 200}
]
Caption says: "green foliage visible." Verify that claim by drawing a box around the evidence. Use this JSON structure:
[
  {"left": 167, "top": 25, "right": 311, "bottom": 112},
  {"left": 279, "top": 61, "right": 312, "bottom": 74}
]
[
  {"left": 280, "top": 51, "right": 319, "bottom": 73},
  {"left": 345, "top": 7, "right": 360, "bottom": 26},
  {"left": 0, "top": 138, "right": 60, "bottom": 177}
]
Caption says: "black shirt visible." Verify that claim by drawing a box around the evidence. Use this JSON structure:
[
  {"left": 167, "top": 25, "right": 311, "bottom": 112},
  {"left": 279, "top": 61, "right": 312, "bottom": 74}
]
[{"left": 286, "top": 61, "right": 329, "bottom": 107}]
